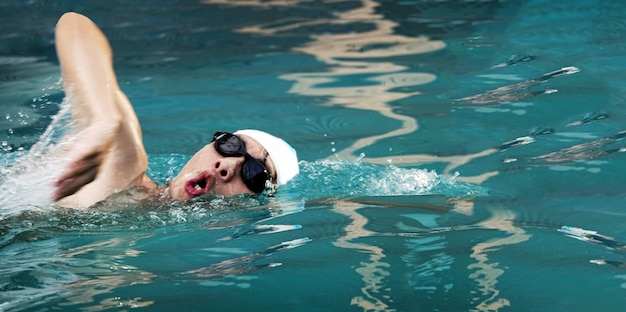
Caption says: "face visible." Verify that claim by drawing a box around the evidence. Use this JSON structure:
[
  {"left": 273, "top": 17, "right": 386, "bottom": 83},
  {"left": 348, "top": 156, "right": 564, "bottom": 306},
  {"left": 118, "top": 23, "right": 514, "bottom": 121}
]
[{"left": 167, "top": 134, "right": 276, "bottom": 200}]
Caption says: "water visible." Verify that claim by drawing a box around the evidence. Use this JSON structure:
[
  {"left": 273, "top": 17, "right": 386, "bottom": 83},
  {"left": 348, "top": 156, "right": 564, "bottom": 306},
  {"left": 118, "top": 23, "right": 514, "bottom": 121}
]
[{"left": 2, "top": 0, "right": 626, "bottom": 311}]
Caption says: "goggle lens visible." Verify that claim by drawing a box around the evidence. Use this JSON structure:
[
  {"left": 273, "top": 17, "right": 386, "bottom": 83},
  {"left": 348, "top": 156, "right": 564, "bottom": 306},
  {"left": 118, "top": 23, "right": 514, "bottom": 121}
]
[{"left": 212, "top": 132, "right": 270, "bottom": 194}]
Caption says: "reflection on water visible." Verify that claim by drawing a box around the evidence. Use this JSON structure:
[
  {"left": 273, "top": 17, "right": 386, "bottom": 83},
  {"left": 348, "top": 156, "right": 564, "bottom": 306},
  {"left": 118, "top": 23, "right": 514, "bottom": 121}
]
[
  {"left": 500, "top": 113, "right": 626, "bottom": 171},
  {"left": 332, "top": 200, "right": 393, "bottom": 311},
  {"left": 0, "top": 233, "right": 156, "bottom": 310},
  {"left": 530, "top": 130, "right": 626, "bottom": 164},
  {"left": 183, "top": 237, "right": 311, "bottom": 279},
  {"left": 560, "top": 225, "right": 626, "bottom": 268},
  {"left": 231, "top": 0, "right": 443, "bottom": 162},
  {"left": 3, "top": 0, "right": 626, "bottom": 311},
  {"left": 458, "top": 66, "right": 580, "bottom": 106},
  {"left": 61, "top": 235, "right": 156, "bottom": 311},
  {"left": 202, "top": 0, "right": 305, "bottom": 7},
  {"left": 331, "top": 197, "right": 533, "bottom": 312},
  {"left": 467, "top": 202, "right": 530, "bottom": 311}
]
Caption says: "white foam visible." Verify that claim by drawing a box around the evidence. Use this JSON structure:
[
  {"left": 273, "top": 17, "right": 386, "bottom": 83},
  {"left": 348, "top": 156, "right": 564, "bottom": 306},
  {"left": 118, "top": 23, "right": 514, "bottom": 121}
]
[{"left": 0, "top": 98, "right": 74, "bottom": 218}]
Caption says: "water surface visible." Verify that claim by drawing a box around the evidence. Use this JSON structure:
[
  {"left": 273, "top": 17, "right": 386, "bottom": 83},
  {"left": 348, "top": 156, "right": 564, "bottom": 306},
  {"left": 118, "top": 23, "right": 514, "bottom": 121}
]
[{"left": 2, "top": 0, "right": 626, "bottom": 311}]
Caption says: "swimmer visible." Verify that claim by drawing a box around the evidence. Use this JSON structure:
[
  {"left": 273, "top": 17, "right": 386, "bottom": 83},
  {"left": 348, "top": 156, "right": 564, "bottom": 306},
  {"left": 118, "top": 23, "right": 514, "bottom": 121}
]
[{"left": 52, "top": 12, "right": 299, "bottom": 208}]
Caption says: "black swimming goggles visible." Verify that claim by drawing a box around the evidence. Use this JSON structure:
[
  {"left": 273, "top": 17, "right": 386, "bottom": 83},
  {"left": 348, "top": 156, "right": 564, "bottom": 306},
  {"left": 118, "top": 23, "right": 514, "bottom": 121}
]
[{"left": 211, "top": 131, "right": 272, "bottom": 194}]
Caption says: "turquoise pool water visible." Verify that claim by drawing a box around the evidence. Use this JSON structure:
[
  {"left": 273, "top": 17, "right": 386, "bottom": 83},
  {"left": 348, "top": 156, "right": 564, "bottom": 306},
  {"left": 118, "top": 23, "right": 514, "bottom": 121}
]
[{"left": 2, "top": 0, "right": 626, "bottom": 311}]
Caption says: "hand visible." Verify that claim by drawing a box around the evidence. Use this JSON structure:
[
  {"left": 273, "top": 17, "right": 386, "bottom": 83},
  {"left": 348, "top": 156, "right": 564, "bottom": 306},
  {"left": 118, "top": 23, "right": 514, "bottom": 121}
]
[
  {"left": 52, "top": 13, "right": 150, "bottom": 208},
  {"left": 54, "top": 150, "right": 102, "bottom": 201},
  {"left": 53, "top": 124, "right": 116, "bottom": 201}
]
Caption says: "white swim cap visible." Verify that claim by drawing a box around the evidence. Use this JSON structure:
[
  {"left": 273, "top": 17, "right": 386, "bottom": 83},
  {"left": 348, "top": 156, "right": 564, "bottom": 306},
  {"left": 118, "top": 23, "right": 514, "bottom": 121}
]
[{"left": 234, "top": 129, "right": 299, "bottom": 187}]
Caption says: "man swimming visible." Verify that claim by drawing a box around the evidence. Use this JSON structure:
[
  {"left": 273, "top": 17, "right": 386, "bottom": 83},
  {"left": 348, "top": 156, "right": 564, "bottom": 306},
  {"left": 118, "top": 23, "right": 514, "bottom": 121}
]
[{"left": 53, "top": 12, "right": 298, "bottom": 208}]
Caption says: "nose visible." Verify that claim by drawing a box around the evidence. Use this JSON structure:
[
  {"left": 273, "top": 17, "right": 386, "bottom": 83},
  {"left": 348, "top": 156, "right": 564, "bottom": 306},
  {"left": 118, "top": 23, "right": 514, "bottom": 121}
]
[{"left": 212, "top": 156, "right": 243, "bottom": 182}]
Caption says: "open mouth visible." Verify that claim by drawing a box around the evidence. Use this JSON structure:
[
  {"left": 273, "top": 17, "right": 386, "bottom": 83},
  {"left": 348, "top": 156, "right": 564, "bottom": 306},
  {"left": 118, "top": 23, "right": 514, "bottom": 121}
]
[{"left": 184, "top": 172, "right": 212, "bottom": 197}]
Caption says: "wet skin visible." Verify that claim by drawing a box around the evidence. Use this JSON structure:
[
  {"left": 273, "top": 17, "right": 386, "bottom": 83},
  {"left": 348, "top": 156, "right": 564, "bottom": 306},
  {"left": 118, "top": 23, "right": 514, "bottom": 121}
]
[
  {"left": 167, "top": 134, "right": 277, "bottom": 200},
  {"left": 52, "top": 13, "right": 281, "bottom": 208}
]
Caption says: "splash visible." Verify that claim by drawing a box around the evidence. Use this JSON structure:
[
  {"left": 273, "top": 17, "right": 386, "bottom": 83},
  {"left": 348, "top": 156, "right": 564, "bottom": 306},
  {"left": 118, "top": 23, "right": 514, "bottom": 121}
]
[
  {"left": 292, "top": 157, "right": 486, "bottom": 200},
  {"left": 0, "top": 98, "right": 74, "bottom": 219}
]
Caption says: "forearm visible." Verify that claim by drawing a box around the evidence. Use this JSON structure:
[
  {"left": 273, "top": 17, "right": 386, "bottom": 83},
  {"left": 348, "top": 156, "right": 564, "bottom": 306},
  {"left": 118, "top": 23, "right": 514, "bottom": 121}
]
[
  {"left": 53, "top": 13, "right": 153, "bottom": 207},
  {"left": 55, "top": 12, "right": 122, "bottom": 131}
]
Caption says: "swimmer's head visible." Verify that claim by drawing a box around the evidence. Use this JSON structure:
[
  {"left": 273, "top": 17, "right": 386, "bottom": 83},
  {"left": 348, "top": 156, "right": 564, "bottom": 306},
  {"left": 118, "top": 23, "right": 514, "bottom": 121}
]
[
  {"left": 168, "top": 129, "right": 298, "bottom": 200},
  {"left": 234, "top": 129, "right": 299, "bottom": 193}
]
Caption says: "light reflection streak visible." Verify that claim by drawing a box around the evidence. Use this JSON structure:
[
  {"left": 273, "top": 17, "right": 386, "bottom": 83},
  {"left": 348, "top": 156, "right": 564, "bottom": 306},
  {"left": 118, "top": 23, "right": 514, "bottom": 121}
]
[
  {"left": 61, "top": 235, "right": 156, "bottom": 311},
  {"left": 332, "top": 200, "right": 394, "bottom": 312},
  {"left": 183, "top": 237, "right": 311, "bottom": 278},
  {"left": 201, "top": 0, "right": 307, "bottom": 7},
  {"left": 231, "top": 0, "right": 444, "bottom": 162},
  {"left": 467, "top": 203, "right": 530, "bottom": 312}
]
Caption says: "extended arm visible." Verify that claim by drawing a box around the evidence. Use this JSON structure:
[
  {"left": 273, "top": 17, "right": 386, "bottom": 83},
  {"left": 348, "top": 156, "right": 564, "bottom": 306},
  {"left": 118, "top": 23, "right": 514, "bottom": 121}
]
[{"left": 54, "top": 12, "right": 153, "bottom": 208}]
